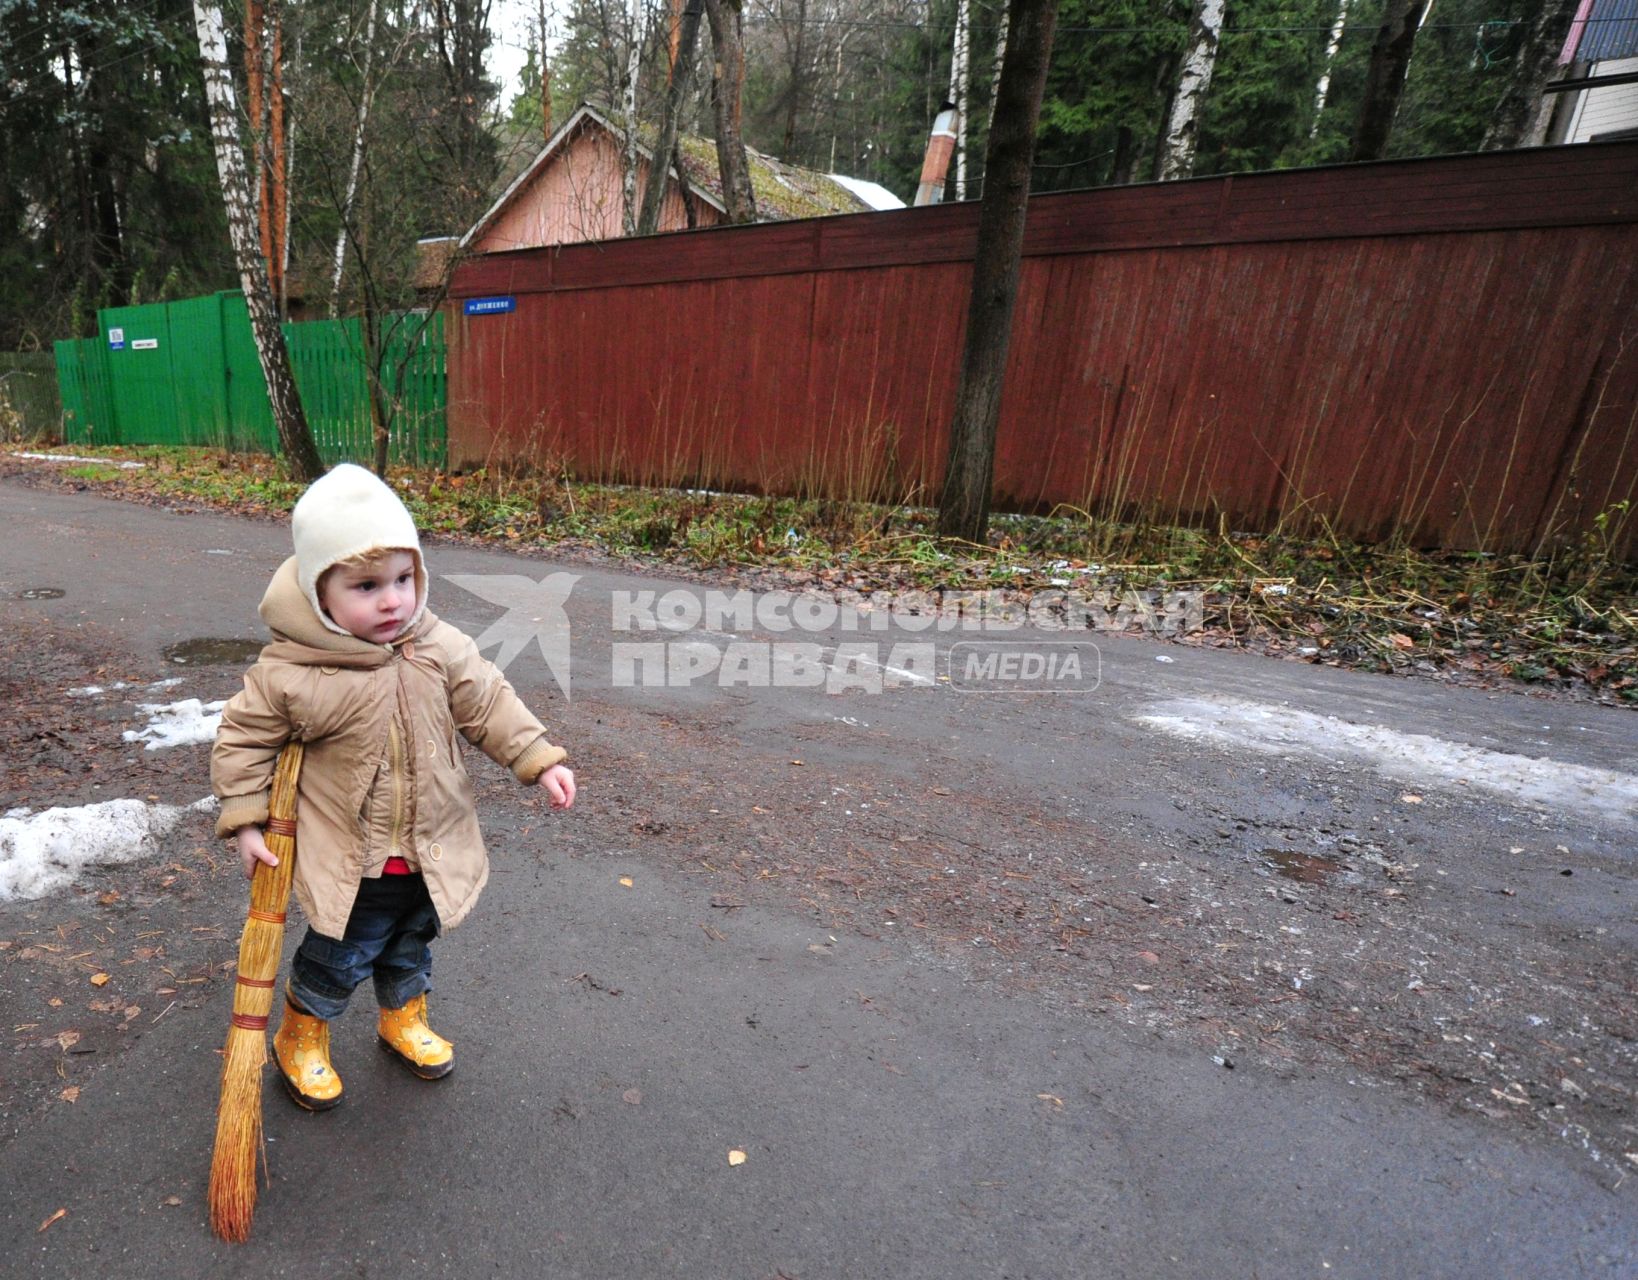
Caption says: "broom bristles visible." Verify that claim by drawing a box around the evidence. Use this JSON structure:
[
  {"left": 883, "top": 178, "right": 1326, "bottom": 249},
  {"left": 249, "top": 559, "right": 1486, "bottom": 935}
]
[
  {"left": 208, "top": 1028, "right": 268, "bottom": 1242},
  {"left": 207, "top": 743, "right": 304, "bottom": 1243}
]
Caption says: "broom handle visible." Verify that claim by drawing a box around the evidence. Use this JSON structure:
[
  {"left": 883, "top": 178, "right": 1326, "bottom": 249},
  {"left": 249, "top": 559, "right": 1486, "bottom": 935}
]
[{"left": 232, "top": 742, "right": 304, "bottom": 1029}]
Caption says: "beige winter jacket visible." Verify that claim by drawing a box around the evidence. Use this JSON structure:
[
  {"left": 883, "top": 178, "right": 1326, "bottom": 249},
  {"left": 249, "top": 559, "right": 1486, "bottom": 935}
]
[{"left": 211, "top": 556, "right": 566, "bottom": 938}]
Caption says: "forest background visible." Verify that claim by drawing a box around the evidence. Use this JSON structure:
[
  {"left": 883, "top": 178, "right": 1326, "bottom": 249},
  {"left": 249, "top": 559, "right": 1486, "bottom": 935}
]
[{"left": 0, "top": 0, "right": 1560, "bottom": 353}]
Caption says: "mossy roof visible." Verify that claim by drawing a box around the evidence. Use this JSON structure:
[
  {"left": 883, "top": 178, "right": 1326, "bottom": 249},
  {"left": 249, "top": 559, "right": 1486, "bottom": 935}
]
[{"left": 586, "top": 104, "right": 874, "bottom": 220}]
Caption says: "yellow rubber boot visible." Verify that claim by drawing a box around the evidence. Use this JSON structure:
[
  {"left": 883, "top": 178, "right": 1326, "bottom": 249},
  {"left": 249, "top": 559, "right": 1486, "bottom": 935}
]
[
  {"left": 272, "top": 1000, "right": 344, "bottom": 1111},
  {"left": 377, "top": 993, "right": 454, "bottom": 1080}
]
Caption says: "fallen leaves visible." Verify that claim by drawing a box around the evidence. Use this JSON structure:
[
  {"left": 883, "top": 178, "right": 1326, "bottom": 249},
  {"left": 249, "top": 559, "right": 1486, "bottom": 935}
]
[
  {"left": 58, "top": 1086, "right": 79, "bottom": 1103},
  {"left": 88, "top": 973, "right": 110, "bottom": 987},
  {"left": 37, "top": 1208, "right": 66, "bottom": 1232},
  {"left": 727, "top": 1149, "right": 747, "bottom": 1167},
  {"left": 1036, "top": 1093, "right": 1064, "bottom": 1110},
  {"left": 55, "top": 1030, "right": 80, "bottom": 1051},
  {"left": 618, "top": 876, "right": 634, "bottom": 888},
  {"left": 622, "top": 1088, "right": 642, "bottom": 1106}
]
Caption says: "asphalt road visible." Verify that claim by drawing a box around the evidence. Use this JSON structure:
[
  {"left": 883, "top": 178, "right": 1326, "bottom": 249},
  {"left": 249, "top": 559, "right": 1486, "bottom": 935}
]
[{"left": 0, "top": 478, "right": 1633, "bottom": 1279}]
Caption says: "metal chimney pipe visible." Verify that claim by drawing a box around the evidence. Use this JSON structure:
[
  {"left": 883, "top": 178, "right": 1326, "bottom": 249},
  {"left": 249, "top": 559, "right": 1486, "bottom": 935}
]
[{"left": 913, "top": 102, "right": 961, "bottom": 206}]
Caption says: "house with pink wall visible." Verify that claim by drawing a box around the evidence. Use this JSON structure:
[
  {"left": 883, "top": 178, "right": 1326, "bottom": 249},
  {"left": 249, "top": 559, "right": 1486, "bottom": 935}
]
[{"left": 459, "top": 103, "right": 902, "bottom": 255}]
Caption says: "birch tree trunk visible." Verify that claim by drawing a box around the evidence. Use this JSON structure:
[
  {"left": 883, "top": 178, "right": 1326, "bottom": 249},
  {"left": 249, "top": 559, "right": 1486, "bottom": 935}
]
[
  {"left": 638, "top": 0, "right": 704, "bottom": 236},
  {"left": 703, "top": 0, "right": 756, "bottom": 223},
  {"left": 280, "top": 26, "right": 297, "bottom": 318},
  {"left": 937, "top": 0, "right": 1059, "bottom": 544},
  {"left": 1310, "top": 0, "right": 1349, "bottom": 137},
  {"left": 621, "top": 0, "right": 646, "bottom": 236},
  {"left": 950, "top": 0, "right": 970, "bottom": 199},
  {"left": 331, "top": 0, "right": 380, "bottom": 314},
  {"left": 1159, "top": 0, "right": 1225, "bottom": 180},
  {"left": 1483, "top": 0, "right": 1581, "bottom": 149},
  {"left": 988, "top": 4, "right": 1010, "bottom": 131},
  {"left": 1348, "top": 0, "right": 1427, "bottom": 160},
  {"left": 192, "top": 0, "right": 323, "bottom": 481}
]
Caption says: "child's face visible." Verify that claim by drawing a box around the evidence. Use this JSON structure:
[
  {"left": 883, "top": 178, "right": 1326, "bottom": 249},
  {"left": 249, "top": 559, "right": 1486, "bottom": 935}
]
[{"left": 319, "top": 550, "right": 418, "bottom": 642}]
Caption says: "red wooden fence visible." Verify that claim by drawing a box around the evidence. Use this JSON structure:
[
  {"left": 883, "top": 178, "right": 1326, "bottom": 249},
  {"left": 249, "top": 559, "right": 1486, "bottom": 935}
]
[{"left": 446, "top": 142, "right": 1638, "bottom": 555}]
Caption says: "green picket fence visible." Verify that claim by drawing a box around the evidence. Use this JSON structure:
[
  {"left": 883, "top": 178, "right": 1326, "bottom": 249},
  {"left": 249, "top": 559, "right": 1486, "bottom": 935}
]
[{"left": 54, "top": 292, "right": 445, "bottom": 467}]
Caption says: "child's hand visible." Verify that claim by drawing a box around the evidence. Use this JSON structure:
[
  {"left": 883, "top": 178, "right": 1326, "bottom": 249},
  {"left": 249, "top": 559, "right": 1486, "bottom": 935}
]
[
  {"left": 236, "top": 824, "right": 278, "bottom": 879},
  {"left": 538, "top": 764, "right": 576, "bottom": 810}
]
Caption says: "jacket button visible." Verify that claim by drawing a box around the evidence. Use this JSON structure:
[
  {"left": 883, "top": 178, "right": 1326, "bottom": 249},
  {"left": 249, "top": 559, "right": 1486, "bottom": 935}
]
[
  {"left": 430, "top": 843, "right": 443, "bottom": 861},
  {"left": 320, "top": 665, "right": 338, "bottom": 676},
  {"left": 428, "top": 739, "right": 436, "bottom": 757}
]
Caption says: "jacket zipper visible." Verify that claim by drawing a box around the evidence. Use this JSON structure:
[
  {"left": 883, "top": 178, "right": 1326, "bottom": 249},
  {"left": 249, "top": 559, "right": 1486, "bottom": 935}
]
[{"left": 387, "top": 721, "right": 405, "bottom": 854}]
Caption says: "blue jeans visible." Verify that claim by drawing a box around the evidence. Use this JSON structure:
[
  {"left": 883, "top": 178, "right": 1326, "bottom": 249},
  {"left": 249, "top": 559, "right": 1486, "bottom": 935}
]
[{"left": 288, "top": 873, "right": 440, "bottom": 1020}]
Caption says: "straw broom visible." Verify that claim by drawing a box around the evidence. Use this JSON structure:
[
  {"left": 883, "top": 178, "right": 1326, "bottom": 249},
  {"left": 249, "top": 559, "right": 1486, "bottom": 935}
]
[{"left": 208, "top": 742, "right": 303, "bottom": 1243}]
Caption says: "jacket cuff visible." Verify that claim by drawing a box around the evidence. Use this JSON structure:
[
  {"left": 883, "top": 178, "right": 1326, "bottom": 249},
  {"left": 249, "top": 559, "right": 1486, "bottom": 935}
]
[
  {"left": 511, "top": 735, "right": 567, "bottom": 784},
  {"left": 216, "top": 790, "right": 271, "bottom": 839}
]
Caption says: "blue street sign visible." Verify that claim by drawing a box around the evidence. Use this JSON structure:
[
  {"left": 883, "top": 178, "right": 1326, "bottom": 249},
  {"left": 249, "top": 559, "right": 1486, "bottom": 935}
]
[{"left": 464, "top": 296, "right": 516, "bottom": 316}]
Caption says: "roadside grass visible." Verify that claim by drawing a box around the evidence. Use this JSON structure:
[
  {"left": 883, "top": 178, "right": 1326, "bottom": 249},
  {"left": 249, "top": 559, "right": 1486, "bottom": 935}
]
[{"left": 5, "top": 443, "right": 1634, "bottom": 703}]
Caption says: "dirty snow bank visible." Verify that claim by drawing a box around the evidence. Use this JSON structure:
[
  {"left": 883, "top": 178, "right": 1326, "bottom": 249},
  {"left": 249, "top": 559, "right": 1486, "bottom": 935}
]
[
  {"left": 1133, "top": 697, "right": 1638, "bottom": 827},
  {"left": 123, "top": 698, "right": 226, "bottom": 750},
  {"left": 0, "top": 796, "right": 217, "bottom": 901},
  {"left": 16, "top": 452, "right": 145, "bottom": 469}
]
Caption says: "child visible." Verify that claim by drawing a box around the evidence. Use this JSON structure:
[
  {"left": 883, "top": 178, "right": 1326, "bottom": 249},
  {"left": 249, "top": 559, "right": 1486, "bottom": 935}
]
[{"left": 211, "top": 463, "right": 575, "bottom": 1110}]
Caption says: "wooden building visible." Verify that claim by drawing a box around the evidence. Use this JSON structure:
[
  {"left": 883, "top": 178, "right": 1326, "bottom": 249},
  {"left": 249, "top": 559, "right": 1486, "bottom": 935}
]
[{"left": 458, "top": 103, "right": 901, "bottom": 255}]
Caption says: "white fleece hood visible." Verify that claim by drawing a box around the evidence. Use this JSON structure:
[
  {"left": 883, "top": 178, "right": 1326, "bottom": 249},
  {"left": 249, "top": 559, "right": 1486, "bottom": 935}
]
[{"left": 291, "top": 463, "right": 428, "bottom": 638}]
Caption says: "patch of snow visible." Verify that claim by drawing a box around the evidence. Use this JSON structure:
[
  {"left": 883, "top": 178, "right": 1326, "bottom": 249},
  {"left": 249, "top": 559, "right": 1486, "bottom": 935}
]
[
  {"left": 16, "top": 452, "right": 145, "bottom": 469},
  {"left": 1133, "top": 696, "right": 1638, "bottom": 826},
  {"left": 0, "top": 796, "right": 216, "bottom": 901},
  {"left": 122, "top": 698, "right": 226, "bottom": 750},
  {"left": 70, "top": 679, "right": 177, "bottom": 698},
  {"left": 827, "top": 173, "right": 906, "bottom": 210}
]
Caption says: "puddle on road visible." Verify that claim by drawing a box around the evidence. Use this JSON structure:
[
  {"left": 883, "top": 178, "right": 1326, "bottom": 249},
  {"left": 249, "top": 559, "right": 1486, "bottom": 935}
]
[
  {"left": 1263, "top": 849, "right": 1343, "bottom": 884},
  {"left": 163, "top": 638, "right": 263, "bottom": 666},
  {"left": 16, "top": 587, "right": 64, "bottom": 599}
]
